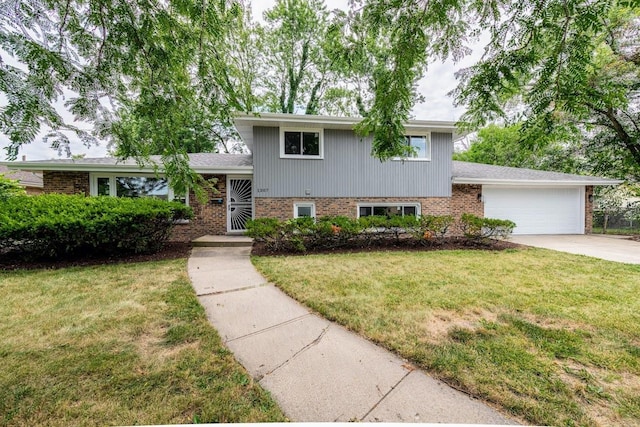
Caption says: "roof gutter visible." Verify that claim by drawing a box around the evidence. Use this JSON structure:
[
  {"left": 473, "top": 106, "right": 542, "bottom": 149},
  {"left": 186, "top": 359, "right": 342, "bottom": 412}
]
[
  {"left": 1, "top": 162, "right": 254, "bottom": 175},
  {"left": 453, "top": 177, "right": 623, "bottom": 186}
]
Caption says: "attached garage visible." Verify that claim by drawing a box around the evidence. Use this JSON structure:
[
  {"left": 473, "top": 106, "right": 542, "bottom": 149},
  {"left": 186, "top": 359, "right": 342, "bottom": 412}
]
[
  {"left": 483, "top": 186, "right": 584, "bottom": 235},
  {"left": 453, "top": 161, "right": 622, "bottom": 235}
]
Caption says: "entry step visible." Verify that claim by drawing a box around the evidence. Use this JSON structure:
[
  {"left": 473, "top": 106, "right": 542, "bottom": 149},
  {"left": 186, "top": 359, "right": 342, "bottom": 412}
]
[{"left": 192, "top": 235, "right": 254, "bottom": 247}]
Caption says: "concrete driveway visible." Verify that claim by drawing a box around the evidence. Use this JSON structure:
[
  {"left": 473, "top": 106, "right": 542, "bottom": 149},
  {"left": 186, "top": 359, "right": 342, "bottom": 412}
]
[{"left": 509, "top": 234, "right": 640, "bottom": 264}]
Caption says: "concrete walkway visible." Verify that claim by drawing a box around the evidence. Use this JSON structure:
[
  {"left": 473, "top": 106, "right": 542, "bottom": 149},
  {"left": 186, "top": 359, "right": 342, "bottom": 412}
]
[
  {"left": 188, "top": 246, "right": 517, "bottom": 424},
  {"left": 510, "top": 234, "right": 640, "bottom": 264}
]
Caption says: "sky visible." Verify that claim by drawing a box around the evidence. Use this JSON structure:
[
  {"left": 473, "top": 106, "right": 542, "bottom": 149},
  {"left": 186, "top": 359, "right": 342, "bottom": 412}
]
[{"left": 2, "top": 0, "right": 484, "bottom": 161}]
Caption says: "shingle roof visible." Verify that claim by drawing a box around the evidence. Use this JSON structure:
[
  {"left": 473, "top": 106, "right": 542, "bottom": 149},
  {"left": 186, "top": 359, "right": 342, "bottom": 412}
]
[
  {"left": 3, "top": 153, "right": 253, "bottom": 172},
  {"left": 452, "top": 161, "right": 621, "bottom": 185},
  {"left": 3, "top": 154, "right": 621, "bottom": 186},
  {"left": 0, "top": 165, "right": 43, "bottom": 188}
]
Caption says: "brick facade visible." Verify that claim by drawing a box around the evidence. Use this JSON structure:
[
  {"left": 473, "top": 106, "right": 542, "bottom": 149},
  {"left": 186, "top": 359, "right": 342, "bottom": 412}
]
[
  {"left": 254, "top": 184, "right": 485, "bottom": 227},
  {"left": 451, "top": 184, "right": 484, "bottom": 218},
  {"left": 40, "top": 170, "right": 595, "bottom": 241},
  {"left": 170, "top": 174, "right": 227, "bottom": 241},
  {"left": 585, "top": 185, "right": 594, "bottom": 234},
  {"left": 43, "top": 171, "right": 90, "bottom": 195}
]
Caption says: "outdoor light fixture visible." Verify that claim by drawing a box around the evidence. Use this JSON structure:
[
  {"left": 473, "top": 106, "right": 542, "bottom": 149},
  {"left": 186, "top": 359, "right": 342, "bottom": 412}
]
[
  {"left": 588, "top": 195, "right": 594, "bottom": 203},
  {"left": 477, "top": 193, "right": 483, "bottom": 202}
]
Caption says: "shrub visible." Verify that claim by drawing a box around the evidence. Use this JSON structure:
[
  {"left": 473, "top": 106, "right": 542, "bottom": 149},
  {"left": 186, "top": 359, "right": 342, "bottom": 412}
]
[
  {"left": 0, "top": 174, "right": 26, "bottom": 201},
  {"left": 458, "top": 213, "right": 516, "bottom": 242},
  {"left": 247, "top": 214, "right": 462, "bottom": 252},
  {"left": 0, "top": 194, "right": 192, "bottom": 259},
  {"left": 408, "top": 215, "right": 455, "bottom": 245}
]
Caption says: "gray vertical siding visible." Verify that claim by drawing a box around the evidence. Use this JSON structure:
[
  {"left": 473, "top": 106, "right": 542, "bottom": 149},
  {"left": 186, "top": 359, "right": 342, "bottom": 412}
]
[{"left": 253, "top": 127, "right": 452, "bottom": 198}]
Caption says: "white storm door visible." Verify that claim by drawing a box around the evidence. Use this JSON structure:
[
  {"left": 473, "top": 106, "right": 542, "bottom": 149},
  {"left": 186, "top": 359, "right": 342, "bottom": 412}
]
[{"left": 227, "top": 177, "right": 253, "bottom": 232}]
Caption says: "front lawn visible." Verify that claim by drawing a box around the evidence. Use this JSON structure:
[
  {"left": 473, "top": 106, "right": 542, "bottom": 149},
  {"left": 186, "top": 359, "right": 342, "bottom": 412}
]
[
  {"left": 253, "top": 248, "right": 640, "bottom": 426},
  {"left": 0, "top": 259, "right": 285, "bottom": 426}
]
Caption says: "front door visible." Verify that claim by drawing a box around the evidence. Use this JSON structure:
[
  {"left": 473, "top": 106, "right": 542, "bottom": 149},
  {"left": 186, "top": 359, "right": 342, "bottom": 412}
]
[{"left": 227, "top": 177, "right": 253, "bottom": 232}]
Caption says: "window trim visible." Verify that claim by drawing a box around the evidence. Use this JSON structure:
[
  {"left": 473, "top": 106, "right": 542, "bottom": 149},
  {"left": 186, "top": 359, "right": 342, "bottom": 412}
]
[
  {"left": 393, "top": 132, "right": 432, "bottom": 161},
  {"left": 293, "top": 202, "right": 316, "bottom": 219},
  {"left": 280, "top": 127, "right": 324, "bottom": 159},
  {"left": 89, "top": 173, "right": 188, "bottom": 204},
  {"left": 356, "top": 202, "right": 421, "bottom": 218}
]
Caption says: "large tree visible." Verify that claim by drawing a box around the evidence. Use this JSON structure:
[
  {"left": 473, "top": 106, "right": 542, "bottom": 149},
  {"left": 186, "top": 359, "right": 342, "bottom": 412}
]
[
  {"left": 353, "top": 0, "right": 640, "bottom": 176},
  {"left": 4, "top": 0, "right": 640, "bottom": 188},
  {"left": 1, "top": 0, "right": 248, "bottom": 193},
  {"left": 453, "top": 124, "right": 584, "bottom": 174}
]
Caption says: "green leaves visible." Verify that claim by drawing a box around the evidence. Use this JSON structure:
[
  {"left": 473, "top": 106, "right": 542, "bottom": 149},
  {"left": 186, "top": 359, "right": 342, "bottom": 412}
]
[{"left": 0, "top": 174, "right": 26, "bottom": 200}]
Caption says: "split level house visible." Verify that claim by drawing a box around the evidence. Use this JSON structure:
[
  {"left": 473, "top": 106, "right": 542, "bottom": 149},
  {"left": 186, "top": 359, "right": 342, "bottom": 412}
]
[{"left": 5, "top": 113, "right": 621, "bottom": 240}]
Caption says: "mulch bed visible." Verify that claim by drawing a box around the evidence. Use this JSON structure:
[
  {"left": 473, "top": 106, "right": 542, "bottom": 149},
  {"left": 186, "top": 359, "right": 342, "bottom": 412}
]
[
  {"left": 251, "top": 237, "right": 522, "bottom": 256},
  {"left": 1, "top": 238, "right": 524, "bottom": 271},
  {"left": 0, "top": 242, "right": 192, "bottom": 271}
]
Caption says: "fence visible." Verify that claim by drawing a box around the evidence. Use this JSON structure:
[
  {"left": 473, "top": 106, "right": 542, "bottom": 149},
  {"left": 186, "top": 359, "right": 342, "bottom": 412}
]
[{"left": 593, "top": 204, "right": 640, "bottom": 233}]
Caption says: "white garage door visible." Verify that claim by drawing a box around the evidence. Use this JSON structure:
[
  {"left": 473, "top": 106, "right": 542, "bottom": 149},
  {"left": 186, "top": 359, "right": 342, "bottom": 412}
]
[{"left": 483, "top": 186, "right": 584, "bottom": 235}]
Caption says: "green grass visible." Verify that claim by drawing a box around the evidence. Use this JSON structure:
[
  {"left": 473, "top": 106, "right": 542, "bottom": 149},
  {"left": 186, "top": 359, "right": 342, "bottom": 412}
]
[
  {"left": 0, "top": 260, "right": 285, "bottom": 426},
  {"left": 253, "top": 248, "right": 640, "bottom": 426},
  {"left": 592, "top": 227, "right": 640, "bottom": 235}
]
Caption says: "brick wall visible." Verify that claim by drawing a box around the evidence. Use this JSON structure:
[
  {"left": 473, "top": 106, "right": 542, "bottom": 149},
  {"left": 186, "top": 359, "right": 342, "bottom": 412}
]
[
  {"left": 585, "top": 185, "right": 594, "bottom": 234},
  {"left": 43, "top": 171, "right": 90, "bottom": 195},
  {"left": 451, "top": 184, "right": 484, "bottom": 218},
  {"left": 170, "top": 174, "right": 227, "bottom": 241},
  {"left": 254, "top": 196, "right": 453, "bottom": 221},
  {"left": 254, "top": 184, "right": 483, "bottom": 223}
]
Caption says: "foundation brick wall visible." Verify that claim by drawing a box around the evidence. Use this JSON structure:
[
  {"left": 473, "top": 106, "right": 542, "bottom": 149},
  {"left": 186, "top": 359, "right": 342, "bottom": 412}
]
[
  {"left": 254, "top": 196, "right": 452, "bottom": 221},
  {"left": 451, "top": 184, "right": 484, "bottom": 218},
  {"left": 170, "top": 174, "right": 227, "bottom": 241},
  {"left": 43, "top": 171, "right": 90, "bottom": 196},
  {"left": 585, "top": 185, "right": 594, "bottom": 234},
  {"left": 254, "top": 184, "right": 485, "bottom": 225}
]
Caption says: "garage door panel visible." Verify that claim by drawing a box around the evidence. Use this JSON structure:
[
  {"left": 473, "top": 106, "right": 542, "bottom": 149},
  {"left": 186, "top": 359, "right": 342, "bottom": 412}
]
[{"left": 483, "top": 187, "right": 583, "bottom": 235}]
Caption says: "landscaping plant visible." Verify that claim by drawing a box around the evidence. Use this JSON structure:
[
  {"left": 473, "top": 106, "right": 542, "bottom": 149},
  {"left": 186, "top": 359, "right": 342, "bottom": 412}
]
[
  {"left": 246, "top": 214, "right": 513, "bottom": 252},
  {"left": 0, "top": 194, "right": 192, "bottom": 259}
]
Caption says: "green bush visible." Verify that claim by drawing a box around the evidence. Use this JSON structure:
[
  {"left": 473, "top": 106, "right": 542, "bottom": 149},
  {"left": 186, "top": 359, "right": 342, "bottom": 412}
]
[
  {"left": 458, "top": 213, "right": 516, "bottom": 242},
  {"left": 248, "top": 214, "right": 473, "bottom": 252},
  {"left": 0, "top": 194, "right": 193, "bottom": 259},
  {"left": 247, "top": 213, "right": 516, "bottom": 252},
  {"left": 0, "top": 174, "right": 26, "bottom": 201}
]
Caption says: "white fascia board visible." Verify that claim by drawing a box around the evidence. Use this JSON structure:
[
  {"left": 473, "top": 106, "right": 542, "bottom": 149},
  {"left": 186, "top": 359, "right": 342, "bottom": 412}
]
[
  {"left": 2, "top": 162, "right": 254, "bottom": 175},
  {"left": 3, "top": 163, "right": 158, "bottom": 173},
  {"left": 453, "top": 177, "right": 623, "bottom": 186},
  {"left": 192, "top": 166, "right": 253, "bottom": 174},
  {"left": 233, "top": 112, "right": 464, "bottom": 141}
]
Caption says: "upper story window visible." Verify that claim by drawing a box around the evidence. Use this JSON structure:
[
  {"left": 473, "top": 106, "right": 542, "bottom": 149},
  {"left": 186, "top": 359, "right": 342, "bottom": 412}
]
[
  {"left": 280, "top": 128, "right": 324, "bottom": 159},
  {"left": 91, "top": 174, "right": 187, "bottom": 204},
  {"left": 403, "top": 133, "right": 431, "bottom": 160}
]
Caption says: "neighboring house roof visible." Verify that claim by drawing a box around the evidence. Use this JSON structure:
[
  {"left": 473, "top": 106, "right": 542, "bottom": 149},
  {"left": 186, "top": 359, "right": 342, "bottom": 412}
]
[
  {"left": 0, "top": 165, "right": 43, "bottom": 188},
  {"left": 233, "top": 112, "right": 465, "bottom": 152},
  {"left": 2, "top": 153, "right": 253, "bottom": 174},
  {"left": 452, "top": 161, "right": 622, "bottom": 186}
]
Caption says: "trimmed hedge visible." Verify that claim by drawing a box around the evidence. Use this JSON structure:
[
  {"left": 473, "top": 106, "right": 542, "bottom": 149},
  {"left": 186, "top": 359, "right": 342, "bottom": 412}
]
[
  {"left": 245, "top": 213, "right": 515, "bottom": 252},
  {"left": 0, "top": 194, "right": 193, "bottom": 259}
]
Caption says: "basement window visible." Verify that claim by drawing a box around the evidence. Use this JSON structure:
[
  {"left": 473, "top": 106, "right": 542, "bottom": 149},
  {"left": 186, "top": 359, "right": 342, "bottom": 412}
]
[
  {"left": 357, "top": 203, "right": 420, "bottom": 218},
  {"left": 294, "top": 202, "right": 316, "bottom": 219}
]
